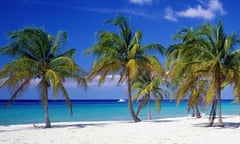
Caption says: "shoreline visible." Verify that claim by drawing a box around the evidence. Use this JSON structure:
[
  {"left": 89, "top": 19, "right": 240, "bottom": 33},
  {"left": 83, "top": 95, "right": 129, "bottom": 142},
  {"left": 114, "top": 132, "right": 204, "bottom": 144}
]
[
  {"left": 0, "top": 113, "right": 237, "bottom": 126},
  {"left": 1, "top": 115, "right": 240, "bottom": 144},
  {"left": 1, "top": 100, "right": 239, "bottom": 125}
]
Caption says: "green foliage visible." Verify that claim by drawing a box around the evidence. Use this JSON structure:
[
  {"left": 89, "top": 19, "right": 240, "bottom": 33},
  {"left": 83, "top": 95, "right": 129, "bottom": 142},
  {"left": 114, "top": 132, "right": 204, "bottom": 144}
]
[
  {"left": 85, "top": 15, "right": 166, "bottom": 86},
  {"left": 132, "top": 70, "right": 169, "bottom": 117},
  {"left": 167, "top": 19, "right": 240, "bottom": 124},
  {"left": 85, "top": 15, "right": 166, "bottom": 122},
  {"left": 0, "top": 27, "right": 87, "bottom": 127}
]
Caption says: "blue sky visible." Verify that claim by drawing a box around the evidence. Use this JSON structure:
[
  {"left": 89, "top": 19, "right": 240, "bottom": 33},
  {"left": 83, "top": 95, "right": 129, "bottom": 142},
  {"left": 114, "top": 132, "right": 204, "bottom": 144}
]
[{"left": 0, "top": 0, "right": 239, "bottom": 100}]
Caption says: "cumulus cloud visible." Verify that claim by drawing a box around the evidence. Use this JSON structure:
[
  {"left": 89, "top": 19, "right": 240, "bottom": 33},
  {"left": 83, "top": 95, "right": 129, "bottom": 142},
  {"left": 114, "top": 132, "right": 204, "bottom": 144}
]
[
  {"left": 129, "top": 0, "right": 153, "bottom": 5},
  {"left": 164, "top": 0, "right": 226, "bottom": 21}
]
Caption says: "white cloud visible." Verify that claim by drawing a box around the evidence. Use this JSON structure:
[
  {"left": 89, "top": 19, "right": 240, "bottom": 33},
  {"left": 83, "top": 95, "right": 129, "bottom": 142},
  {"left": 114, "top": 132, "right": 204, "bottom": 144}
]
[
  {"left": 164, "top": 7, "right": 177, "bottom": 22},
  {"left": 30, "top": 78, "right": 83, "bottom": 88},
  {"left": 129, "top": 0, "right": 153, "bottom": 5},
  {"left": 77, "top": 7, "right": 158, "bottom": 19},
  {"left": 164, "top": 0, "right": 226, "bottom": 21},
  {"left": 208, "top": 0, "right": 225, "bottom": 14},
  {"left": 177, "top": 4, "right": 215, "bottom": 20},
  {"left": 30, "top": 79, "right": 40, "bottom": 86},
  {"left": 87, "top": 75, "right": 126, "bottom": 87},
  {"left": 1, "top": 75, "right": 125, "bottom": 89}
]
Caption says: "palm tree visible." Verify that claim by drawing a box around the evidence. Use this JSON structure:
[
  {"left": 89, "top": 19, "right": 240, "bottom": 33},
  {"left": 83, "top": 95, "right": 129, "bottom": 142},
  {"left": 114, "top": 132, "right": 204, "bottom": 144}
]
[
  {"left": 167, "top": 59, "right": 207, "bottom": 119},
  {"left": 185, "top": 81, "right": 206, "bottom": 118},
  {"left": 132, "top": 70, "right": 169, "bottom": 120},
  {"left": 85, "top": 15, "right": 165, "bottom": 122},
  {"left": 196, "top": 20, "right": 240, "bottom": 126},
  {"left": 0, "top": 28, "right": 87, "bottom": 128},
  {"left": 167, "top": 20, "right": 240, "bottom": 127},
  {"left": 167, "top": 28, "right": 206, "bottom": 119}
]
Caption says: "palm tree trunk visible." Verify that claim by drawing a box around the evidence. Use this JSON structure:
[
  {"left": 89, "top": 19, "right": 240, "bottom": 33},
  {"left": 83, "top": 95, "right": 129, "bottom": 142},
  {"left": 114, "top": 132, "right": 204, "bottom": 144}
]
[
  {"left": 208, "top": 100, "right": 216, "bottom": 126},
  {"left": 217, "top": 94, "right": 224, "bottom": 127},
  {"left": 216, "top": 72, "right": 224, "bottom": 127},
  {"left": 44, "top": 81, "right": 51, "bottom": 128},
  {"left": 136, "top": 104, "right": 141, "bottom": 117},
  {"left": 195, "top": 104, "right": 201, "bottom": 118},
  {"left": 44, "top": 100, "right": 51, "bottom": 128},
  {"left": 136, "top": 100, "right": 145, "bottom": 117},
  {"left": 147, "top": 94, "right": 151, "bottom": 120},
  {"left": 127, "top": 80, "right": 141, "bottom": 122},
  {"left": 191, "top": 106, "right": 195, "bottom": 117}
]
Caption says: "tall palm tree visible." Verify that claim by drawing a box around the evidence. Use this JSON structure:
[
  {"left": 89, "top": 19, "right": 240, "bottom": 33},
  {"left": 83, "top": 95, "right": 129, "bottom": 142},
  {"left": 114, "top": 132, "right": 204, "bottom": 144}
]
[
  {"left": 196, "top": 20, "right": 240, "bottom": 126},
  {"left": 167, "top": 20, "right": 240, "bottom": 127},
  {"left": 85, "top": 16, "right": 165, "bottom": 122},
  {"left": 0, "top": 28, "right": 87, "bottom": 128},
  {"left": 132, "top": 70, "right": 169, "bottom": 120}
]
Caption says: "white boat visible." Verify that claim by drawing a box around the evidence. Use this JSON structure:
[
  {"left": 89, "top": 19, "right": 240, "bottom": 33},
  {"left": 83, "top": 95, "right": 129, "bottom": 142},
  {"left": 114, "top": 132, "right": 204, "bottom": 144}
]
[{"left": 118, "top": 98, "right": 126, "bottom": 102}]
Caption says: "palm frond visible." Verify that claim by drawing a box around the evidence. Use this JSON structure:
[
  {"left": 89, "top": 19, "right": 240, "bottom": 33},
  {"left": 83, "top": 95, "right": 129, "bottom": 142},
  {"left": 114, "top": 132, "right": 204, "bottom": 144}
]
[
  {"left": 51, "top": 31, "right": 68, "bottom": 55},
  {"left": 7, "top": 79, "right": 31, "bottom": 105},
  {"left": 127, "top": 59, "right": 137, "bottom": 80},
  {"left": 58, "top": 83, "right": 73, "bottom": 116},
  {"left": 45, "top": 69, "right": 59, "bottom": 96}
]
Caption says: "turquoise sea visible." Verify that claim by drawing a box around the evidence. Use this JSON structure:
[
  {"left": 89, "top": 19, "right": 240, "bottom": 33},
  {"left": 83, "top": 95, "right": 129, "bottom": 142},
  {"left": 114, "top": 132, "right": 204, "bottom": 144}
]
[{"left": 0, "top": 100, "right": 239, "bottom": 125}]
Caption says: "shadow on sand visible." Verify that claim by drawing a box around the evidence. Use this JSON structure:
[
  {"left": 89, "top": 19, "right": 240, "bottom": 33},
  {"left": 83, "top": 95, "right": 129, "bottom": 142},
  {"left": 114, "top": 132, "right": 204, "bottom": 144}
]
[
  {"left": 192, "top": 121, "right": 240, "bottom": 129},
  {"left": 0, "top": 121, "right": 134, "bottom": 132}
]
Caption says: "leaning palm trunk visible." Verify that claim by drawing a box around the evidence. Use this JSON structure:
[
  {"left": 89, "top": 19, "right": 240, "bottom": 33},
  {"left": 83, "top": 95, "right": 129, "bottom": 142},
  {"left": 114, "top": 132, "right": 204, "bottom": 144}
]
[
  {"left": 127, "top": 80, "right": 141, "bottom": 122},
  {"left": 209, "top": 100, "right": 216, "bottom": 126},
  {"left": 136, "top": 99, "right": 146, "bottom": 116},
  {"left": 136, "top": 104, "right": 142, "bottom": 117}
]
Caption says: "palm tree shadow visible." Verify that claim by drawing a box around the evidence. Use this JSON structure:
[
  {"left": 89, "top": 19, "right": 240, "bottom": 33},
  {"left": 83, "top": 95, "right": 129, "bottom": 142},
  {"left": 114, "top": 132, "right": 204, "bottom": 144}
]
[
  {"left": 148, "top": 119, "right": 179, "bottom": 123},
  {"left": 0, "top": 121, "right": 134, "bottom": 132},
  {"left": 222, "top": 122, "right": 240, "bottom": 128},
  {"left": 34, "top": 122, "right": 113, "bottom": 129},
  {"left": 0, "top": 123, "right": 107, "bottom": 132},
  {"left": 192, "top": 122, "right": 240, "bottom": 129}
]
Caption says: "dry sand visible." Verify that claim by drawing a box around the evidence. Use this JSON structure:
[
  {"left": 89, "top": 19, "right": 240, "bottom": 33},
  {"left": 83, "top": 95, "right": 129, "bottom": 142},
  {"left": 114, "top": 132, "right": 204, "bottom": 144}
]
[{"left": 0, "top": 115, "right": 240, "bottom": 144}]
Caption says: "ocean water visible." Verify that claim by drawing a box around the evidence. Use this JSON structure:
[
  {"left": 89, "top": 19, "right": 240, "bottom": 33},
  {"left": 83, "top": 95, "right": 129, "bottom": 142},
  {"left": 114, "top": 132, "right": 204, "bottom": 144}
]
[{"left": 0, "top": 100, "right": 239, "bottom": 125}]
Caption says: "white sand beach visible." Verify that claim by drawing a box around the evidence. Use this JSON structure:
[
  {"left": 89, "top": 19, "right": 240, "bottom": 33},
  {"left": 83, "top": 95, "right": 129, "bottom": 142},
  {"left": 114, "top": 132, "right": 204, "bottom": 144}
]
[{"left": 1, "top": 115, "right": 240, "bottom": 144}]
